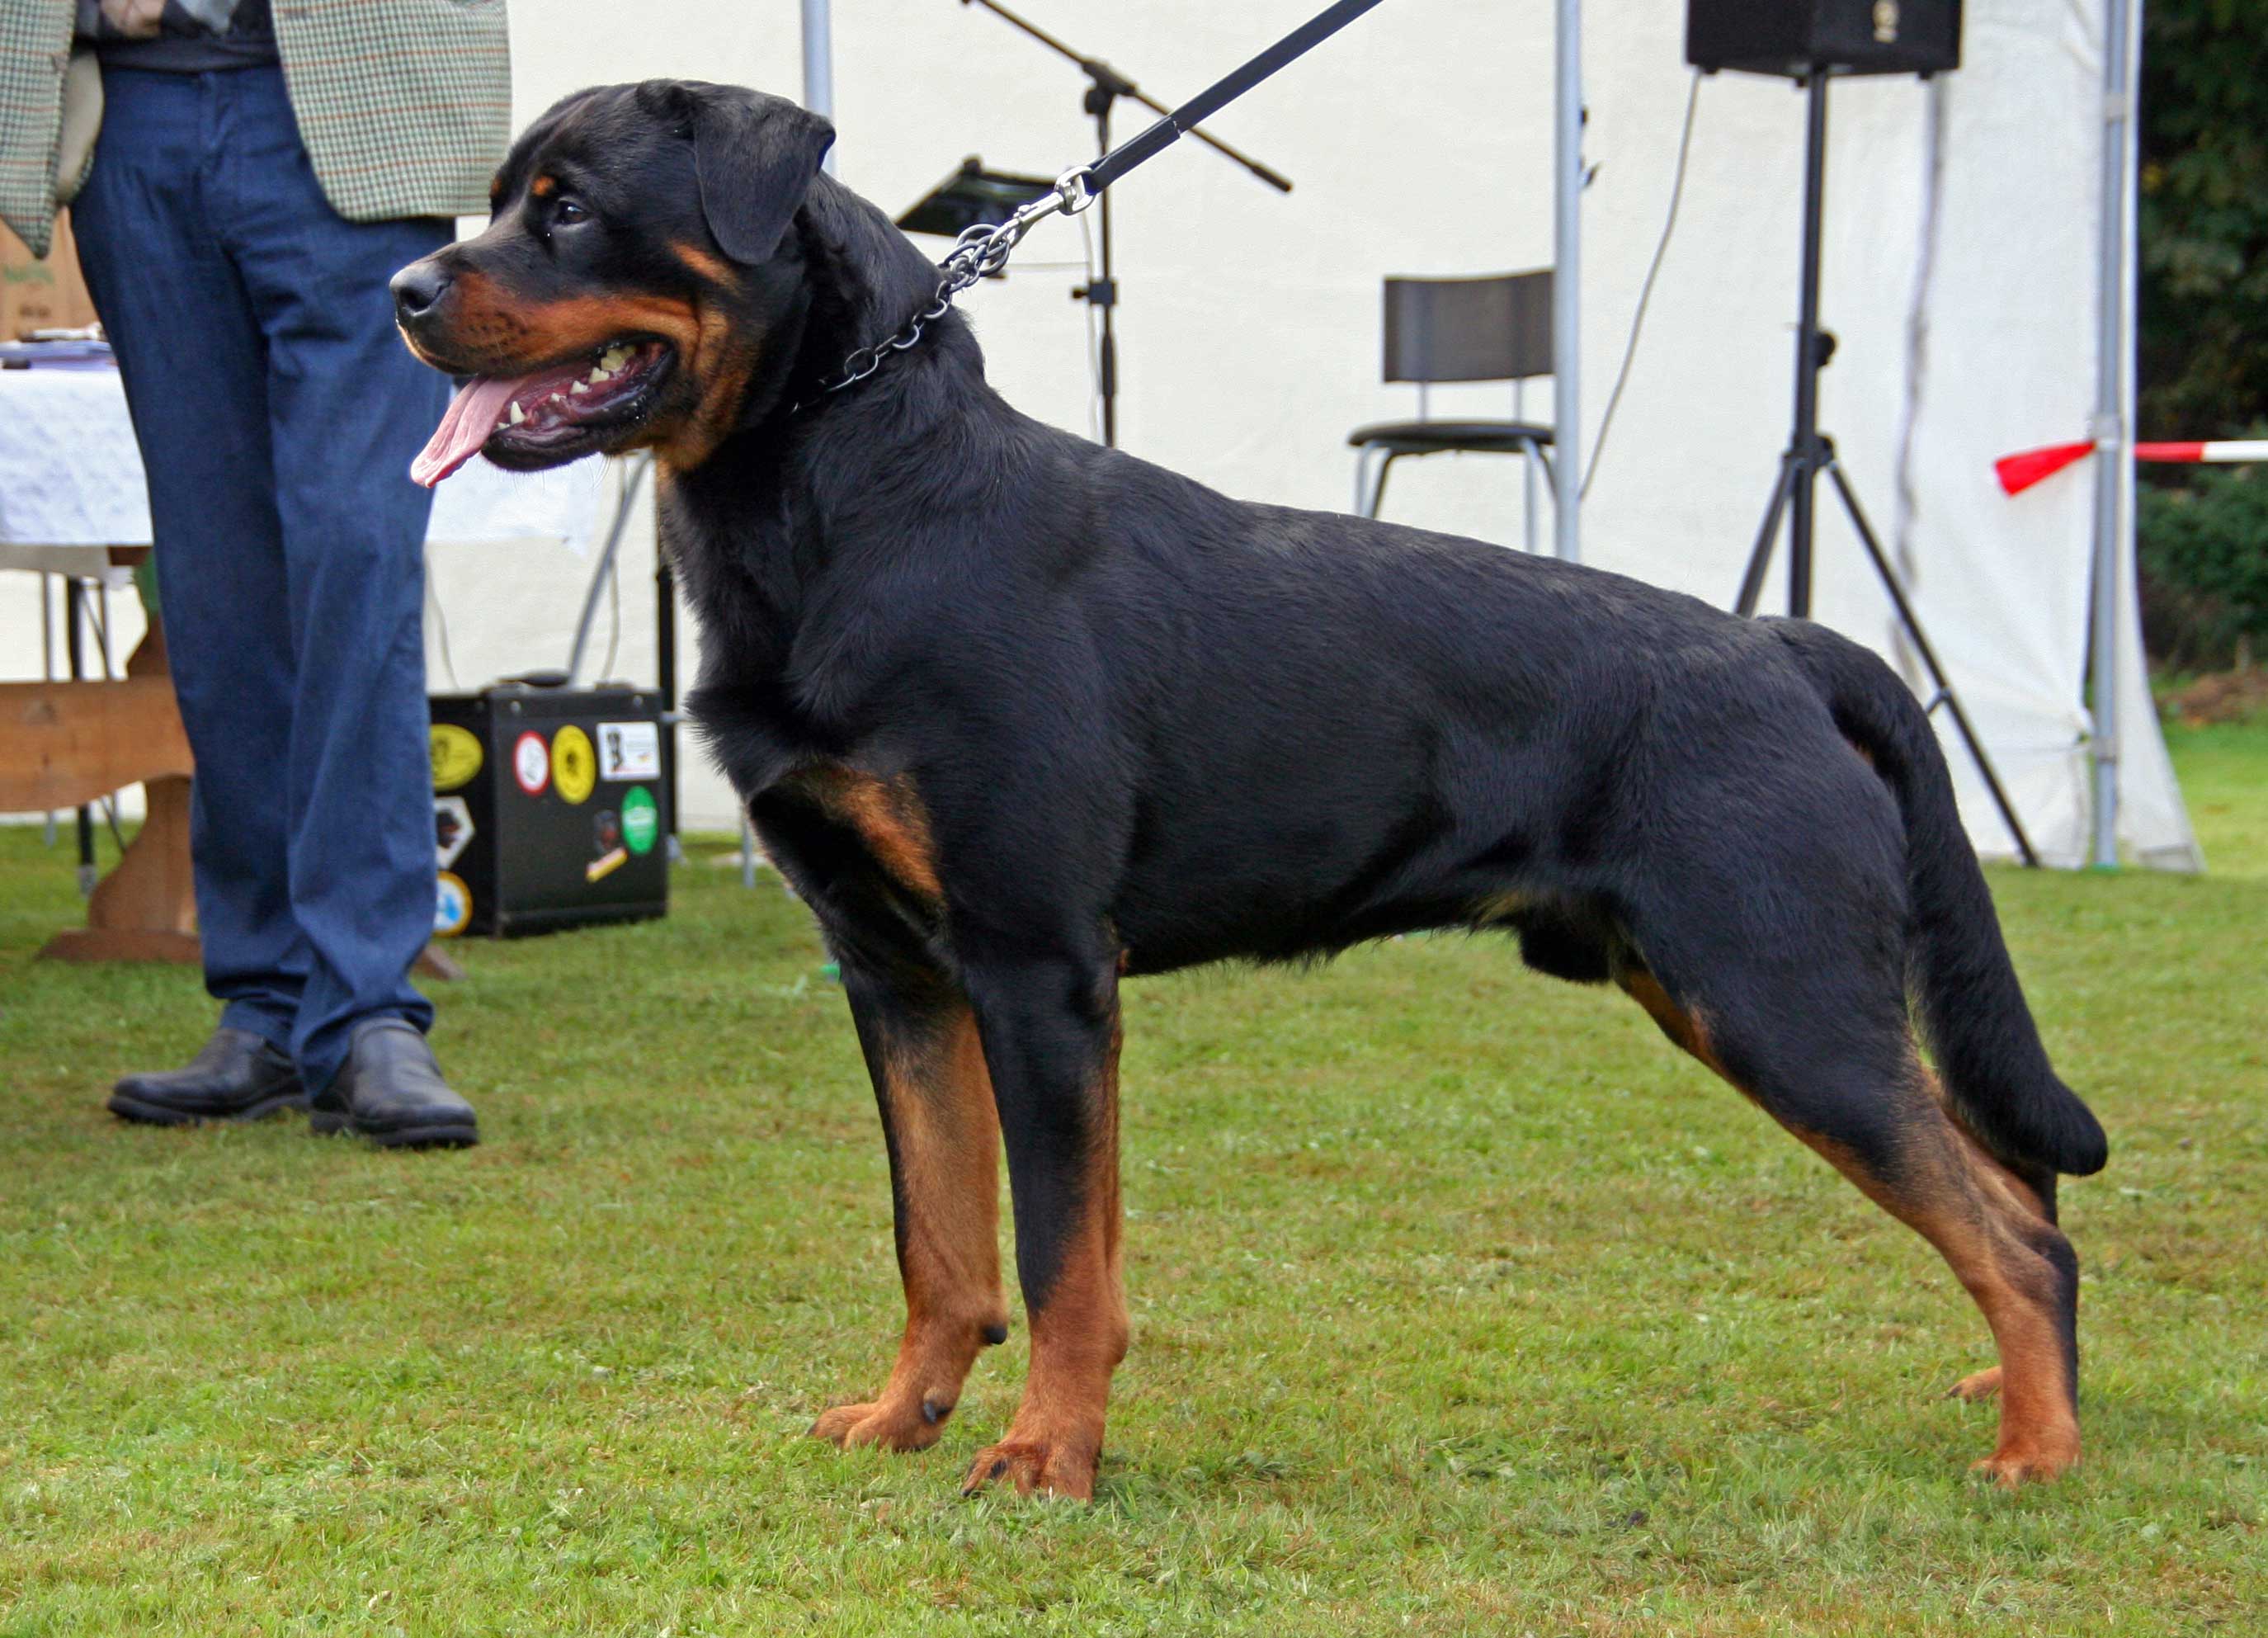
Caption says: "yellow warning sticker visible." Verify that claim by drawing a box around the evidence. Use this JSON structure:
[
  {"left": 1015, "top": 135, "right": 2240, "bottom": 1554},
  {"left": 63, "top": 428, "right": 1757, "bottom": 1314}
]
[
  {"left": 430, "top": 724, "right": 483, "bottom": 792},
  {"left": 553, "top": 725, "right": 596, "bottom": 805},
  {"left": 585, "top": 845, "right": 628, "bottom": 883}
]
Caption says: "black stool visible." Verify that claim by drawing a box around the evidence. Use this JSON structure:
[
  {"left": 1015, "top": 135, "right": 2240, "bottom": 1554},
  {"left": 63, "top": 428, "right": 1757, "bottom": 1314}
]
[{"left": 1349, "top": 270, "right": 1556, "bottom": 550}]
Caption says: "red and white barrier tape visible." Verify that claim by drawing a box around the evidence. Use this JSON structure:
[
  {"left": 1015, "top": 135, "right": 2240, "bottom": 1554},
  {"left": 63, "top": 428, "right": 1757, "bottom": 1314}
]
[{"left": 1995, "top": 438, "right": 2268, "bottom": 497}]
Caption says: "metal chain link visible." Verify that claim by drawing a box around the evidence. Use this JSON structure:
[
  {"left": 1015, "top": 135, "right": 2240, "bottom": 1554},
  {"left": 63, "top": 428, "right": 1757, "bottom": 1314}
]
[{"left": 800, "top": 165, "right": 1096, "bottom": 408}]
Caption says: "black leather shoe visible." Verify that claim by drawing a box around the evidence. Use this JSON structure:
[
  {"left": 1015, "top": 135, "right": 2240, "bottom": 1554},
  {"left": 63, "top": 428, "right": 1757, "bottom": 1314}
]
[
  {"left": 110, "top": 1027, "right": 309, "bottom": 1126},
  {"left": 311, "top": 1018, "right": 479, "bottom": 1149}
]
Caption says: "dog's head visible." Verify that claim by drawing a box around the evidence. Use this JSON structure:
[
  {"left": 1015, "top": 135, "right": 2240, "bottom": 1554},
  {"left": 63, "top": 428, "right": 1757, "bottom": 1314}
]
[{"left": 393, "top": 81, "right": 834, "bottom": 484}]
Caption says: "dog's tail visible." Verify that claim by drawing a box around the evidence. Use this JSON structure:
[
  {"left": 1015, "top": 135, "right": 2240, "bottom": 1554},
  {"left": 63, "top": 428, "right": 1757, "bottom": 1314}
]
[{"left": 1778, "top": 623, "right": 2108, "bottom": 1178}]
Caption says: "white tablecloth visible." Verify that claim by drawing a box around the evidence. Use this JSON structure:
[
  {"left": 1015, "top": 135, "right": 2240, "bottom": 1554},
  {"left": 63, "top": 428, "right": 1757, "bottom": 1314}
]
[{"left": 0, "top": 366, "right": 606, "bottom": 582}]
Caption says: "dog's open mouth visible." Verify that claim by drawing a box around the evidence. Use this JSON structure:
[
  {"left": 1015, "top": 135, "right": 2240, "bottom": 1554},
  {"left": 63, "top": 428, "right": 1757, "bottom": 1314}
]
[{"left": 411, "top": 338, "right": 674, "bottom": 486}]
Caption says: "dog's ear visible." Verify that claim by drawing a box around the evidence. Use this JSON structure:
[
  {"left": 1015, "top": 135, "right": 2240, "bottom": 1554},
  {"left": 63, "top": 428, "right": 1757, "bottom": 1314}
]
[{"left": 679, "top": 83, "right": 836, "bottom": 266}]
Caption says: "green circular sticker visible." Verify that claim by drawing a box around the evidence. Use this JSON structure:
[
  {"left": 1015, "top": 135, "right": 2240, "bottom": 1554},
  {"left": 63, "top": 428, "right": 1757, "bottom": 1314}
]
[{"left": 621, "top": 786, "right": 659, "bottom": 856}]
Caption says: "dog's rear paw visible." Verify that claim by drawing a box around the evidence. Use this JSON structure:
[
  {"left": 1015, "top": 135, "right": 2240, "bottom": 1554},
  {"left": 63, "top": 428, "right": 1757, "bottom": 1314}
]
[
  {"left": 809, "top": 1394, "right": 951, "bottom": 1453},
  {"left": 1945, "top": 1366, "right": 2003, "bottom": 1401},
  {"left": 961, "top": 1433, "right": 1099, "bottom": 1500}
]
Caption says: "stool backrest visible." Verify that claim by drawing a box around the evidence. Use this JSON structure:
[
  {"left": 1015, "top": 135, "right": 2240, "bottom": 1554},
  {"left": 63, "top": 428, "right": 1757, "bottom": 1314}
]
[{"left": 1383, "top": 271, "right": 1554, "bottom": 386}]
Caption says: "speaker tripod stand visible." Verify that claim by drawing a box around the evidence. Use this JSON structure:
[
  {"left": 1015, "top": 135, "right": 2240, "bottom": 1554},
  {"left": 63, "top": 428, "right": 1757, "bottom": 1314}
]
[{"left": 1734, "top": 69, "right": 2039, "bottom": 867}]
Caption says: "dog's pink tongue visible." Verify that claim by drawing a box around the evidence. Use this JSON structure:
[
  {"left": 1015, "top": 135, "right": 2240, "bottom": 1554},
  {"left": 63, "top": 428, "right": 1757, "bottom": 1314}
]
[{"left": 411, "top": 375, "right": 531, "bottom": 488}]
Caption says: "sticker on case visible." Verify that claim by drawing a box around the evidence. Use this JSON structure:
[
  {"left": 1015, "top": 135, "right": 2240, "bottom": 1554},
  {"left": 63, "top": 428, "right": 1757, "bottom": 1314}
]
[
  {"left": 552, "top": 725, "right": 596, "bottom": 805},
  {"left": 512, "top": 730, "right": 549, "bottom": 796},
  {"left": 430, "top": 723, "right": 483, "bottom": 792},
  {"left": 434, "top": 795, "right": 474, "bottom": 869},
  {"left": 434, "top": 871, "right": 473, "bottom": 937},
  {"left": 598, "top": 720, "right": 662, "bottom": 781}
]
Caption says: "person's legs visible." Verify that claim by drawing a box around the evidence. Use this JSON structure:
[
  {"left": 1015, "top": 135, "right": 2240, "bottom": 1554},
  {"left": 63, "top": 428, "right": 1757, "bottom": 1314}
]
[
  {"left": 72, "top": 68, "right": 308, "bottom": 1055},
  {"left": 202, "top": 67, "right": 454, "bottom": 1095}
]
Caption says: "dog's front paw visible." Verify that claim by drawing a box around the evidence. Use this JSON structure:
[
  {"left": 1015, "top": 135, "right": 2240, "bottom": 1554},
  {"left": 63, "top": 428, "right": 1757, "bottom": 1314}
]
[
  {"left": 809, "top": 1392, "right": 953, "bottom": 1453},
  {"left": 1970, "top": 1434, "right": 2079, "bottom": 1488},
  {"left": 961, "top": 1430, "right": 1100, "bottom": 1500}
]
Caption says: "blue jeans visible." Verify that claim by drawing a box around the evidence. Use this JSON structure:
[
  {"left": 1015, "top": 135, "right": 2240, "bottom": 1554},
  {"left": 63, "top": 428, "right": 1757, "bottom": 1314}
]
[{"left": 73, "top": 66, "right": 450, "bottom": 1093}]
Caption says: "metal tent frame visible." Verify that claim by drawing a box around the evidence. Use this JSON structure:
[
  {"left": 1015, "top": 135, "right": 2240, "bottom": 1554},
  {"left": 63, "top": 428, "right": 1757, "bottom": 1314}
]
[{"left": 2087, "top": 0, "right": 2139, "bottom": 867}]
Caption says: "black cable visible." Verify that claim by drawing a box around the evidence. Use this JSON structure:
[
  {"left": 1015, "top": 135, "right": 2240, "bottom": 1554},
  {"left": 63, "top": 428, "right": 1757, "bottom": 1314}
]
[
  {"left": 427, "top": 573, "right": 461, "bottom": 690},
  {"left": 601, "top": 540, "right": 621, "bottom": 684},
  {"left": 1583, "top": 70, "right": 1702, "bottom": 502}
]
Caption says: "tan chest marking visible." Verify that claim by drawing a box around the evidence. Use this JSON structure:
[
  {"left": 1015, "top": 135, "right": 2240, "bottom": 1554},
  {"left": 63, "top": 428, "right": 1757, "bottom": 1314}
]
[{"left": 797, "top": 765, "right": 944, "bottom": 901}]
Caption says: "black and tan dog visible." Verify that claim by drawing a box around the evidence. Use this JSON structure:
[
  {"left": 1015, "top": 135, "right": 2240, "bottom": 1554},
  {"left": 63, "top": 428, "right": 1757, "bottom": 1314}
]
[{"left": 391, "top": 82, "right": 2108, "bottom": 1500}]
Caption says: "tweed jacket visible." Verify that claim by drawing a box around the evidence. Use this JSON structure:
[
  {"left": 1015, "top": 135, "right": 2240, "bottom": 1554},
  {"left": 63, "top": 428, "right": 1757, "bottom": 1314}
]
[{"left": 0, "top": 0, "right": 512, "bottom": 257}]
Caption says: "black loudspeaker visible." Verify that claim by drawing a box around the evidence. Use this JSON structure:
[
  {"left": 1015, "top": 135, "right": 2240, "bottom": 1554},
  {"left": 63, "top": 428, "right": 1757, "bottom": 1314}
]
[
  {"left": 1686, "top": 0, "right": 1961, "bottom": 78},
  {"left": 427, "top": 685, "right": 671, "bottom": 939}
]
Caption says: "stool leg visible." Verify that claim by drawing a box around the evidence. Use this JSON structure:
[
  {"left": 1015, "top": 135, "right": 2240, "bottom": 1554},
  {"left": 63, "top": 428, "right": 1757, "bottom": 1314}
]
[
  {"left": 1523, "top": 445, "right": 1539, "bottom": 553},
  {"left": 1367, "top": 453, "right": 1402, "bottom": 520}
]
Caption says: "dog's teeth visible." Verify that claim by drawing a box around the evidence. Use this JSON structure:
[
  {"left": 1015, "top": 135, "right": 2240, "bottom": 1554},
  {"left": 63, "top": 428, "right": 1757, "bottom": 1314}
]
[
  {"left": 587, "top": 366, "right": 611, "bottom": 384},
  {"left": 570, "top": 380, "right": 589, "bottom": 394},
  {"left": 507, "top": 400, "right": 525, "bottom": 425},
  {"left": 600, "top": 344, "right": 631, "bottom": 371}
]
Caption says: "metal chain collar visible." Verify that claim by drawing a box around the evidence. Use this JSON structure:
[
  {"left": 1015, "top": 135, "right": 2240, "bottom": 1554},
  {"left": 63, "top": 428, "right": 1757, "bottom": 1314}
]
[{"left": 802, "top": 164, "right": 1098, "bottom": 408}]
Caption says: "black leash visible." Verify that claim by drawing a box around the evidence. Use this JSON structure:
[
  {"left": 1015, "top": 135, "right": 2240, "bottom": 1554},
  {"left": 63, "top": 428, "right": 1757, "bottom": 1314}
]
[
  {"left": 1081, "top": 0, "right": 1387, "bottom": 198},
  {"left": 804, "top": 0, "right": 1390, "bottom": 404}
]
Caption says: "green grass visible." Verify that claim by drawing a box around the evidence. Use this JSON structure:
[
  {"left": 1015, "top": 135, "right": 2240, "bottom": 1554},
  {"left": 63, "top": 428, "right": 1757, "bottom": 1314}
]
[
  {"left": 2164, "top": 719, "right": 2268, "bottom": 874},
  {"left": 2, "top": 729, "right": 2263, "bottom": 1636}
]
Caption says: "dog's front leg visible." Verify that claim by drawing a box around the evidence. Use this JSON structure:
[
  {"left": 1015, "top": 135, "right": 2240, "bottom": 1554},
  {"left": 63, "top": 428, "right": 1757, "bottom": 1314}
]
[
  {"left": 959, "top": 954, "right": 1128, "bottom": 1501},
  {"left": 810, "top": 965, "right": 1010, "bottom": 1453}
]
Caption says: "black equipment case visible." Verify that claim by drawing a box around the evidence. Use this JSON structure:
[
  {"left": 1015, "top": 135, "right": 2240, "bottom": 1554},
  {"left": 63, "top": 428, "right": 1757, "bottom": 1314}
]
[
  {"left": 427, "top": 686, "right": 671, "bottom": 939},
  {"left": 1686, "top": 0, "right": 1961, "bottom": 78}
]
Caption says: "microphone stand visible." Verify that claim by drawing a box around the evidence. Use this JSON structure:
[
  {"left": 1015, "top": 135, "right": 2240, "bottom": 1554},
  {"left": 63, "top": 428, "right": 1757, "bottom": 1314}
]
[{"left": 960, "top": 0, "right": 1294, "bottom": 447}]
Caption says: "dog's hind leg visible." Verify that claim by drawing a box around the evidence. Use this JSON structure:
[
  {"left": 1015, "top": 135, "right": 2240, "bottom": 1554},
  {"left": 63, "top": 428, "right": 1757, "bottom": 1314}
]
[
  {"left": 956, "top": 952, "right": 1129, "bottom": 1501},
  {"left": 1619, "top": 956, "right": 2082, "bottom": 1485},
  {"left": 811, "top": 966, "right": 1010, "bottom": 1454},
  {"left": 1919, "top": 1084, "right": 2062, "bottom": 1409}
]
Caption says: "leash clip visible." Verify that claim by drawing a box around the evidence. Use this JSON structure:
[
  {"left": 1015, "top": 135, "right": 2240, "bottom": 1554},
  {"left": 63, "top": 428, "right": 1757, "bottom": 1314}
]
[{"left": 1054, "top": 165, "right": 1101, "bottom": 216}]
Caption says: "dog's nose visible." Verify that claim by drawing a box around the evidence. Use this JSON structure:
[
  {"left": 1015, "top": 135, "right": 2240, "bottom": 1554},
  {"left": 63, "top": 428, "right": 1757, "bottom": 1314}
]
[{"left": 390, "top": 260, "right": 453, "bottom": 323}]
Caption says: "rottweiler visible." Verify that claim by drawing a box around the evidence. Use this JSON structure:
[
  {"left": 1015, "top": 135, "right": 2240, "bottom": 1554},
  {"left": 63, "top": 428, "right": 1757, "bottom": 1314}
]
[{"left": 390, "top": 81, "right": 2108, "bottom": 1500}]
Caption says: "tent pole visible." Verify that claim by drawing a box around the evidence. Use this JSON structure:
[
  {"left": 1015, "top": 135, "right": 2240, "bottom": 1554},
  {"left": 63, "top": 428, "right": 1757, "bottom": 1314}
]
[
  {"left": 2088, "top": 0, "right": 2134, "bottom": 868},
  {"left": 1552, "top": 0, "right": 1582, "bottom": 563},
  {"left": 802, "top": 0, "right": 837, "bottom": 172}
]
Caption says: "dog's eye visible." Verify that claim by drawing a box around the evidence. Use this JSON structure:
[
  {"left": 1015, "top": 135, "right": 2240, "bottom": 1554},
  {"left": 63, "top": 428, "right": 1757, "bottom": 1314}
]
[{"left": 555, "top": 198, "right": 591, "bottom": 226}]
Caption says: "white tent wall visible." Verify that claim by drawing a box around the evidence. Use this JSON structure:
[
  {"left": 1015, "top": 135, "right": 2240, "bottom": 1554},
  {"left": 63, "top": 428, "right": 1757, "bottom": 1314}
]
[
  {"left": 439, "top": 0, "right": 2195, "bottom": 862},
  {"left": 482, "top": 0, "right": 1564, "bottom": 831}
]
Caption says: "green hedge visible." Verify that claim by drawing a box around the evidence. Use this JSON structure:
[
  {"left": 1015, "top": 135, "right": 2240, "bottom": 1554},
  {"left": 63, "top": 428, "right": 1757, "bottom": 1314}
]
[{"left": 2138, "top": 465, "right": 2268, "bottom": 668}]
